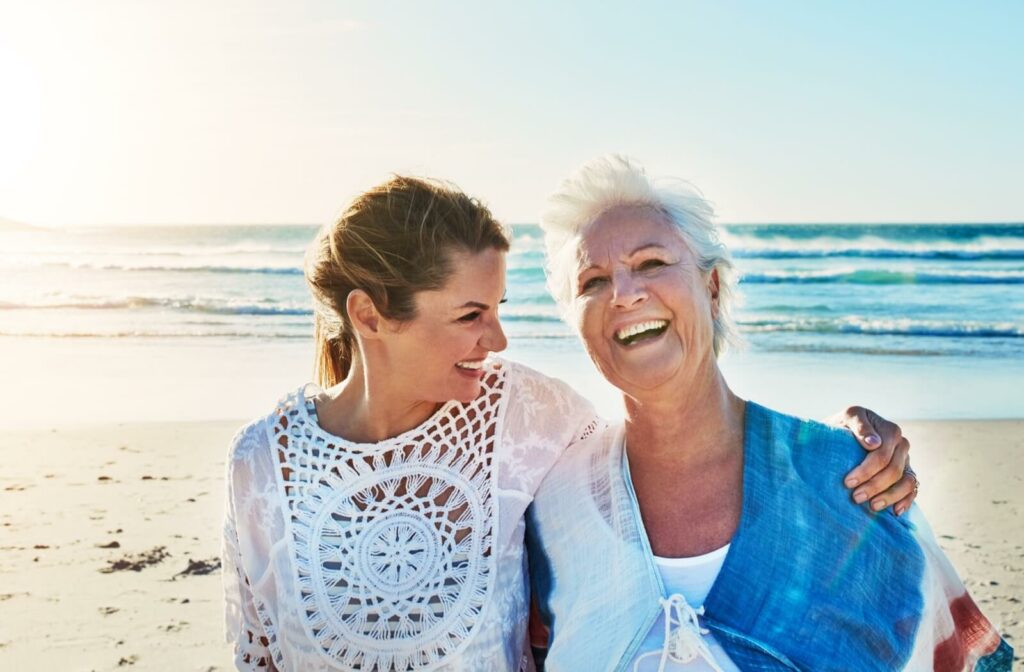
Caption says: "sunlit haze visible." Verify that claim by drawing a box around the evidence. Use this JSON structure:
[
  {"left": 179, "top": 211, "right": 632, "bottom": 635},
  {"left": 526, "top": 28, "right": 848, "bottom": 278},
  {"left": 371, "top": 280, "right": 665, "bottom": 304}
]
[{"left": 1, "top": 0, "right": 1021, "bottom": 226}]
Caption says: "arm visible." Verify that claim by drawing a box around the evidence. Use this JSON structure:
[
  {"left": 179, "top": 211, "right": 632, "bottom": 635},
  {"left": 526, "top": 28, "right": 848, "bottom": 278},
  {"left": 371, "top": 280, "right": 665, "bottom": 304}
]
[
  {"left": 223, "top": 426, "right": 278, "bottom": 671},
  {"left": 826, "top": 406, "right": 918, "bottom": 515},
  {"left": 223, "top": 514, "right": 278, "bottom": 671}
]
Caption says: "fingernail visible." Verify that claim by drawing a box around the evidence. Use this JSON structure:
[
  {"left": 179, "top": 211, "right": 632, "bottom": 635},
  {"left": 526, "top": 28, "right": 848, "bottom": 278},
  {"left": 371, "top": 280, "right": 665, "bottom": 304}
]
[
  {"left": 854, "top": 491, "right": 868, "bottom": 504},
  {"left": 866, "top": 434, "right": 881, "bottom": 446},
  {"left": 871, "top": 499, "right": 886, "bottom": 512},
  {"left": 845, "top": 477, "right": 859, "bottom": 488}
]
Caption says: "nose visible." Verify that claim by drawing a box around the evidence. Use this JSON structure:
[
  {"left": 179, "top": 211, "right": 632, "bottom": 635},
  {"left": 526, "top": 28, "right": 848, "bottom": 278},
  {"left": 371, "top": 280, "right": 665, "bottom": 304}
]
[
  {"left": 482, "top": 315, "right": 508, "bottom": 353},
  {"left": 611, "top": 269, "right": 648, "bottom": 309}
]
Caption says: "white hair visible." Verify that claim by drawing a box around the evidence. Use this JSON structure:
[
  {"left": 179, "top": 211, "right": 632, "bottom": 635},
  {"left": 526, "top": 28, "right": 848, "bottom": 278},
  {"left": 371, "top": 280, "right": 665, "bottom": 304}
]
[{"left": 539, "top": 155, "right": 740, "bottom": 356}]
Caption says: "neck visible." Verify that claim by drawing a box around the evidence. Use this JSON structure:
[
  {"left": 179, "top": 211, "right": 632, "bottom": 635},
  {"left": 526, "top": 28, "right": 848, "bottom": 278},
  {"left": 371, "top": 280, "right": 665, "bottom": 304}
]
[
  {"left": 622, "top": 353, "right": 745, "bottom": 470},
  {"left": 317, "top": 351, "right": 441, "bottom": 443}
]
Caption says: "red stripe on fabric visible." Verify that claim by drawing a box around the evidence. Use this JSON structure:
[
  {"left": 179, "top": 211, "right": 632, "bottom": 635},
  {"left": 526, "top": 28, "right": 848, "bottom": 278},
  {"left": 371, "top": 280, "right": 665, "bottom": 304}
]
[
  {"left": 529, "top": 596, "right": 549, "bottom": 649},
  {"left": 933, "top": 594, "right": 1002, "bottom": 672}
]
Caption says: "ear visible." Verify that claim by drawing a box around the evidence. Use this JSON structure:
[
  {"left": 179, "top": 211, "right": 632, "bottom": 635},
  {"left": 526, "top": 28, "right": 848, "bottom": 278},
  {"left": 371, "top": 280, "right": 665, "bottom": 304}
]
[
  {"left": 346, "top": 289, "right": 383, "bottom": 339},
  {"left": 708, "top": 268, "right": 721, "bottom": 316}
]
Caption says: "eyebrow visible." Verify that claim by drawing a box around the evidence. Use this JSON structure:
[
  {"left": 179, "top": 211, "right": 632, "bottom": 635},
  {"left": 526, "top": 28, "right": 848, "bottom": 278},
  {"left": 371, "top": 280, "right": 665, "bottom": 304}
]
[
  {"left": 456, "top": 301, "right": 490, "bottom": 310},
  {"left": 579, "top": 243, "right": 670, "bottom": 273},
  {"left": 454, "top": 293, "right": 508, "bottom": 311}
]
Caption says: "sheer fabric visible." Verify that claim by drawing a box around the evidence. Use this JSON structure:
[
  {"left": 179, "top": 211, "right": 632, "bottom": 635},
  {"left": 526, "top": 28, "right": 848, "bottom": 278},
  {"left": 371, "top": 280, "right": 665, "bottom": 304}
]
[{"left": 223, "top": 358, "right": 600, "bottom": 671}]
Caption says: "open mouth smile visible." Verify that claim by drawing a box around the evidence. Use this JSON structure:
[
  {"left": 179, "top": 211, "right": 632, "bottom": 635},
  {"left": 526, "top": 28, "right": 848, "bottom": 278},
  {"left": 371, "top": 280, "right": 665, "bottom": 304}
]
[
  {"left": 614, "top": 320, "right": 669, "bottom": 346},
  {"left": 455, "top": 359, "right": 485, "bottom": 378}
]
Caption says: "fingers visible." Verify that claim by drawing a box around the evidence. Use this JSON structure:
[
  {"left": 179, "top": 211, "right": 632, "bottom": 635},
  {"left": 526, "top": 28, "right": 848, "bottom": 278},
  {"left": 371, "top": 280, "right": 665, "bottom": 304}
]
[
  {"left": 850, "top": 437, "right": 911, "bottom": 510},
  {"left": 874, "top": 466, "right": 920, "bottom": 516},
  {"left": 890, "top": 477, "right": 919, "bottom": 516},
  {"left": 839, "top": 406, "right": 884, "bottom": 452},
  {"left": 867, "top": 409, "right": 904, "bottom": 456},
  {"left": 841, "top": 407, "right": 906, "bottom": 489},
  {"left": 844, "top": 440, "right": 892, "bottom": 489}
]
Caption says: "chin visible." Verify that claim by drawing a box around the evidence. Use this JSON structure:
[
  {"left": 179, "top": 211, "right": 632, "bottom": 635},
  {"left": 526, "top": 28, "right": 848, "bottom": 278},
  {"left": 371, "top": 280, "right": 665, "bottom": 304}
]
[
  {"left": 452, "top": 388, "right": 482, "bottom": 404},
  {"left": 449, "top": 379, "right": 483, "bottom": 404},
  {"left": 611, "top": 357, "right": 684, "bottom": 393}
]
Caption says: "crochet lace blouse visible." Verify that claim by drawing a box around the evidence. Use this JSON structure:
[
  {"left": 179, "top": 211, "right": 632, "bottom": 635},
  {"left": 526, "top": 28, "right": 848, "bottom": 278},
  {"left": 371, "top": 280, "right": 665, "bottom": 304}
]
[{"left": 222, "top": 358, "right": 601, "bottom": 671}]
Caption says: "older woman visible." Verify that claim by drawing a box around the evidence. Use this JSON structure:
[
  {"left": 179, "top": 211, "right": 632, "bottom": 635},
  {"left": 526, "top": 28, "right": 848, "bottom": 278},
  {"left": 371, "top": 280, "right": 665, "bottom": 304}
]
[
  {"left": 527, "top": 157, "right": 1012, "bottom": 671},
  {"left": 224, "top": 175, "right": 918, "bottom": 671}
]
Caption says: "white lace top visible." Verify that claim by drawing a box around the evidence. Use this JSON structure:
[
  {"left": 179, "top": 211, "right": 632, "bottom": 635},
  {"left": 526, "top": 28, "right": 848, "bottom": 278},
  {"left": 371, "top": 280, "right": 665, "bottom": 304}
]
[{"left": 222, "top": 358, "right": 601, "bottom": 672}]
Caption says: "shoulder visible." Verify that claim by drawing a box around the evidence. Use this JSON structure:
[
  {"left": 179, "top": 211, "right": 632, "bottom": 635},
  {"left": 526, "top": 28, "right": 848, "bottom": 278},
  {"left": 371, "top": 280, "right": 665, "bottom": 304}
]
[
  {"left": 493, "top": 356, "right": 594, "bottom": 411},
  {"left": 749, "top": 402, "right": 860, "bottom": 449},
  {"left": 539, "top": 422, "right": 622, "bottom": 492},
  {"left": 225, "top": 387, "right": 304, "bottom": 474},
  {"left": 745, "top": 401, "right": 864, "bottom": 482},
  {"left": 227, "top": 416, "right": 270, "bottom": 462}
]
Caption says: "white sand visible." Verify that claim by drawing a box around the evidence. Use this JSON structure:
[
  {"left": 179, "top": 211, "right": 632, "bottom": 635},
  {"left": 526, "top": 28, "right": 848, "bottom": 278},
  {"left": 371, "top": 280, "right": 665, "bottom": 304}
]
[{"left": 0, "top": 418, "right": 1019, "bottom": 670}]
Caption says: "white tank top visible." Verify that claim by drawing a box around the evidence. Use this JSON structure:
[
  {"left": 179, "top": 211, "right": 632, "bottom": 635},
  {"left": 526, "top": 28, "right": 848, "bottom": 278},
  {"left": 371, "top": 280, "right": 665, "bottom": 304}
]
[{"left": 627, "top": 544, "right": 740, "bottom": 672}]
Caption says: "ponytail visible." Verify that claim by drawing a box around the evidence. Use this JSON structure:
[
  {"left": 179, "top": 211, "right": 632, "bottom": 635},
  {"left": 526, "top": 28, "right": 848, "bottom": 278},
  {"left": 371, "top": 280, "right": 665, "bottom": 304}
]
[{"left": 313, "top": 313, "right": 351, "bottom": 388}]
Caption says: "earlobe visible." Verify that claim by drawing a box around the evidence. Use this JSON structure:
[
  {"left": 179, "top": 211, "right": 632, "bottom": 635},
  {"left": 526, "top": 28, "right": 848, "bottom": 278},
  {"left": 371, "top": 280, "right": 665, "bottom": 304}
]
[{"left": 347, "top": 290, "right": 382, "bottom": 338}]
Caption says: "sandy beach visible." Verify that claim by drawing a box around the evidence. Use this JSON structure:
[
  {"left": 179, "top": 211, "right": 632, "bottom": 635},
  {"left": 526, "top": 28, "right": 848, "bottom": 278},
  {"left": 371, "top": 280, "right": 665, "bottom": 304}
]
[
  {"left": 3, "top": 0, "right": 1021, "bottom": 668},
  {"left": 0, "top": 416, "right": 1020, "bottom": 671}
]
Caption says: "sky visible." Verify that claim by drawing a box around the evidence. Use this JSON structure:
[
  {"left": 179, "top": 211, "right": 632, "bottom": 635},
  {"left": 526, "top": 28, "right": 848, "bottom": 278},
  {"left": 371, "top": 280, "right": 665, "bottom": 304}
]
[{"left": 0, "top": 0, "right": 1022, "bottom": 226}]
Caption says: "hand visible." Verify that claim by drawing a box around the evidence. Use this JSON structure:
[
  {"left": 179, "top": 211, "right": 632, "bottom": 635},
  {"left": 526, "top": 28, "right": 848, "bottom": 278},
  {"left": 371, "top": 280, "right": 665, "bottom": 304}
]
[{"left": 826, "top": 406, "right": 918, "bottom": 516}]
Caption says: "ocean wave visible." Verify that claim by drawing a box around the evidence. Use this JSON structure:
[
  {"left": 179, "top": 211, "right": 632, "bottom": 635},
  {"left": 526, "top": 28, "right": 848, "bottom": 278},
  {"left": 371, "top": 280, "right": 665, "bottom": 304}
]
[
  {"left": 733, "top": 247, "right": 1024, "bottom": 261},
  {"left": 722, "top": 224, "right": 1024, "bottom": 243},
  {"left": 498, "top": 312, "right": 564, "bottom": 323},
  {"left": 740, "top": 269, "right": 1024, "bottom": 285},
  {"left": 0, "top": 329, "right": 579, "bottom": 341},
  {"left": 740, "top": 317, "right": 1024, "bottom": 339},
  {"left": 0, "top": 295, "right": 571, "bottom": 322},
  {"left": 749, "top": 342, "right": 950, "bottom": 357},
  {"left": 41, "top": 261, "right": 305, "bottom": 275},
  {"left": 0, "top": 296, "right": 314, "bottom": 316},
  {"left": 15, "top": 243, "right": 309, "bottom": 258},
  {"left": 0, "top": 330, "right": 309, "bottom": 339}
]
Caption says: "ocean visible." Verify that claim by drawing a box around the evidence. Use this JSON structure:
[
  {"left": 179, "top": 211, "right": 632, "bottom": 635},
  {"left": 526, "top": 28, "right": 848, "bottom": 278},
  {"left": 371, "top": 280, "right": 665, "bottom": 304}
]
[{"left": 2, "top": 222, "right": 1022, "bottom": 422}]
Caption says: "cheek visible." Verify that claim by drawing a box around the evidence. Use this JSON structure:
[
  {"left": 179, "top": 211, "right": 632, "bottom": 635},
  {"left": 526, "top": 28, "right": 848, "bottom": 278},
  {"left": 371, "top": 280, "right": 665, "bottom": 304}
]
[
  {"left": 574, "top": 296, "right": 600, "bottom": 329},
  {"left": 577, "top": 307, "right": 610, "bottom": 361}
]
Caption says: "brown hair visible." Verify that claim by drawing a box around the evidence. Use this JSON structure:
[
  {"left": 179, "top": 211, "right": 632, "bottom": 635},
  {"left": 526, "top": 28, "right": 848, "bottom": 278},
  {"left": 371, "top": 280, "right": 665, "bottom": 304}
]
[{"left": 305, "top": 176, "right": 510, "bottom": 387}]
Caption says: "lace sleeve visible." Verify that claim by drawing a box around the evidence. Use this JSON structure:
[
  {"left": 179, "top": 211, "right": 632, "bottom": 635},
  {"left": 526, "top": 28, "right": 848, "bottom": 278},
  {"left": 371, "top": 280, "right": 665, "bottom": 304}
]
[
  {"left": 499, "top": 361, "right": 606, "bottom": 494},
  {"left": 223, "top": 422, "right": 278, "bottom": 671}
]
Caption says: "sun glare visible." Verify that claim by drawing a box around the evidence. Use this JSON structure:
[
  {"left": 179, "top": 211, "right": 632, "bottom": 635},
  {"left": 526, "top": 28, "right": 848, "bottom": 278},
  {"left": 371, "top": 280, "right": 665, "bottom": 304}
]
[{"left": 0, "top": 43, "right": 41, "bottom": 187}]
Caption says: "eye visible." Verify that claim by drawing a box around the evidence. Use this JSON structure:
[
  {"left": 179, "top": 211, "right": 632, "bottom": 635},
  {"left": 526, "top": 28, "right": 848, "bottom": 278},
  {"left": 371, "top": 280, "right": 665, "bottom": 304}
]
[
  {"left": 579, "top": 276, "right": 608, "bottom": 293},
  {"left": 638, "top": 258, "right": 667, "bottom": 271},
  {"left": 457, "top": 311, "right": 481, "bottom": 323}
]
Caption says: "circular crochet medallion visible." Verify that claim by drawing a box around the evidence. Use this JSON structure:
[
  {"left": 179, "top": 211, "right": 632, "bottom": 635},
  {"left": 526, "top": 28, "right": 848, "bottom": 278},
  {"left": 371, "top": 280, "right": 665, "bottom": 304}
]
[
  {"left": 305, "top": 462, "right": 490, "bottom": 665},
  {"left": 359, "top": 511, "right": 438, "bottom": 595}
]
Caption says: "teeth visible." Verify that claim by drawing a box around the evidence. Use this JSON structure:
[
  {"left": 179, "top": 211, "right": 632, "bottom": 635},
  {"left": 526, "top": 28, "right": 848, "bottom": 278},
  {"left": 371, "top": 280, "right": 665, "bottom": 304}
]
[
  {"left": 456, "top": 360, "right": 484, "bottom": 370},
  {"left": 615, "top": 320, "right": 668, "bottom": 342}
]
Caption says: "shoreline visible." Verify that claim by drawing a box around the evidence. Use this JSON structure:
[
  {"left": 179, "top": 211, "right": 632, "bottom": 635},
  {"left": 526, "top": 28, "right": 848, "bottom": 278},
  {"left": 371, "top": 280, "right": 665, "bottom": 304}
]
[
  {"left": 3, "top": 336, "right": 1023, "bottom": 431},
  {"left": 0, "top": 418, "right": 1020, "bottom": 669}
]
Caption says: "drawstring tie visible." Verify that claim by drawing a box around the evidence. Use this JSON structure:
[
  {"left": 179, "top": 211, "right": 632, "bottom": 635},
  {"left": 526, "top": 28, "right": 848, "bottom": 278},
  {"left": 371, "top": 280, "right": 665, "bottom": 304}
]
[{"left": 632, "top": 594, "right": 724, "bottom": 672}]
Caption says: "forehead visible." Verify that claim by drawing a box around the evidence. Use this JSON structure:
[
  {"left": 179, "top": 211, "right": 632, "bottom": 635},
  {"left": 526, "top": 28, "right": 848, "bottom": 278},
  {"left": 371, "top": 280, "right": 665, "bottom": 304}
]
[
  {"left": 574, "top": 207, "right": 684, "bottom": 265},
  {"left": 420, "top": 247, "right": 506, "bottom": 307}
]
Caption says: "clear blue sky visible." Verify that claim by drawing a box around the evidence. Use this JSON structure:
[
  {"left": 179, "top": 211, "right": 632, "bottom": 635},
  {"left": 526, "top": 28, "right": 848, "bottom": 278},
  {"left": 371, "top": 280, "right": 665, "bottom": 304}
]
[{"left": 1, "top": 0, "right": 1021, "bottom": 225}]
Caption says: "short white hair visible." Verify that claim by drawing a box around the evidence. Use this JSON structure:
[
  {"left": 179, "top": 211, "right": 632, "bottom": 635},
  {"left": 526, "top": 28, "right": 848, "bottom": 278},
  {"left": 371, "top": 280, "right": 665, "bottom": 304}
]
[{"left": 540, "top": 155, "right": 740, "bottom": 356}]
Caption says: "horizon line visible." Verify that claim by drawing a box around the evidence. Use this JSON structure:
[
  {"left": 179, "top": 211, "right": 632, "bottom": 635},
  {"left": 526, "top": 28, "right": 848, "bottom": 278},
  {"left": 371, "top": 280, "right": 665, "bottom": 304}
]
[{"left": 13, "top": 220, "right": 1024, "bottom": 229}]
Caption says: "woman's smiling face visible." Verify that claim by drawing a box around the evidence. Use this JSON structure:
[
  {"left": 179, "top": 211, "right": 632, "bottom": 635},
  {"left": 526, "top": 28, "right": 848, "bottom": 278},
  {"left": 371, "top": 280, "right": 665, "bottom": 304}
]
[
  {"left": 572, "top": 207, "right": 719, "bottom": 394},
  {"left": 381, "top": 247, "right": 509, "bottom": 404}
]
